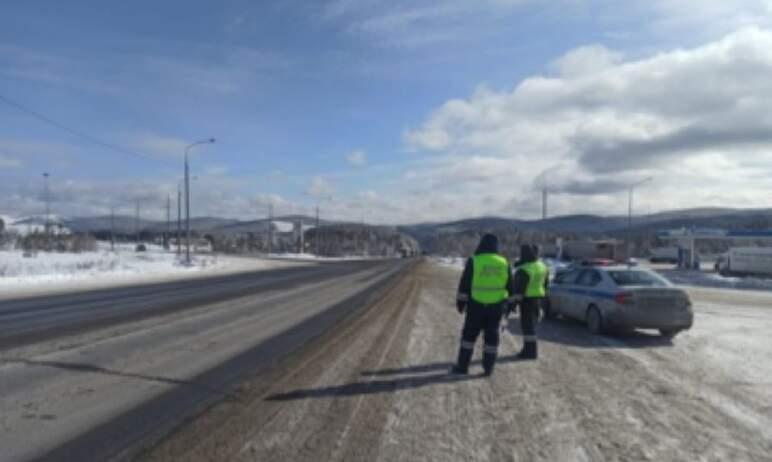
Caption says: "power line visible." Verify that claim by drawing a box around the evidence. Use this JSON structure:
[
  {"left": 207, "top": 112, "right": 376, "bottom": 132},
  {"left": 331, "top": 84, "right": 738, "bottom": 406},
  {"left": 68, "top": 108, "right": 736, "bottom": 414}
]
[{"left": 0, "top": 93, "right": 169, "bottom": 164}]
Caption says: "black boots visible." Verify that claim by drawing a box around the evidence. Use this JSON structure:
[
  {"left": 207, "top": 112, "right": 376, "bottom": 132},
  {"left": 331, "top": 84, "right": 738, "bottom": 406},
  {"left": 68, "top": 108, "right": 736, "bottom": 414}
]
[
  {"left": 517, "top": 341, "right": 538, "bottom": 360},
  {"left": 451, "top": 347, "right": 473, "bottom": 375},
  {"left": 482, "top": 352, "right": 497, "bottom": 376}
]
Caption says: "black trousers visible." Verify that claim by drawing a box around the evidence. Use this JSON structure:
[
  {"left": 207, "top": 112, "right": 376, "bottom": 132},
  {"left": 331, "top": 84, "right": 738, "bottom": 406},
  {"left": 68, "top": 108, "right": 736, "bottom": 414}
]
[
  {"left": 519, "top": 298, "right": 540, "bottom": 357},
  {"left": 457, "top": 302, "right": 504, "bottom": 372}
]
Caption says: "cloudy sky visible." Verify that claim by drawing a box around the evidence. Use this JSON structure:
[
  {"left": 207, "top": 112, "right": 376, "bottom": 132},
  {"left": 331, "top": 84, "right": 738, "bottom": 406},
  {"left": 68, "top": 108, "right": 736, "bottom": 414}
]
[{"left": 2, "top": 0, "right": 772, "bottom": 224}]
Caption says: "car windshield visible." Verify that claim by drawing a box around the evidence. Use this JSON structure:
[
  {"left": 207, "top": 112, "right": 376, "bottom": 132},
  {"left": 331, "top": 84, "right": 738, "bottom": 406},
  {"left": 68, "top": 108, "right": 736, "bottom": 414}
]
[{"left": 608, "top": 270, "right": 671, "bottom": 287}]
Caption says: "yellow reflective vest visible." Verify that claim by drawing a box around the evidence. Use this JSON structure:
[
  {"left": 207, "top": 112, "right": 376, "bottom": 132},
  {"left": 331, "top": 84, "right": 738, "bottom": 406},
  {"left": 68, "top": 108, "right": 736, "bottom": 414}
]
[
  {"left": 471, "top": 253, "right": 510, "bottom": 305},
  {"left": 521, "top": 260, "right": 547, "bottom": 298}
]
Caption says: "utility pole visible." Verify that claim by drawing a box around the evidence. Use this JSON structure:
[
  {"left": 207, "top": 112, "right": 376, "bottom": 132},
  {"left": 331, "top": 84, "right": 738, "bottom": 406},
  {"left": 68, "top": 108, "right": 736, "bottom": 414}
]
[
  {"left": 185, "top": 154, "right": 191, "bottom": 263},
  {"left": 299, "top": 221, "right": 304, "bottom": 254},
  {"left": 315, "top": 205, "right": 320, "bottom": 256},
  {"left": 177, "top": 184, "right": 182, "bottom": 255},
  {"left": 267, "top": 203, "right": 274, "bottom": 255},
  {"left": 627, "top": 177, "right": 653, "bottom": 260},
  {"left": 183, "top": 138, "right": 215, "bottom": 265},
  {"left": 110, "top": 205, "right": 115, "bottom": 251},
  {"left": 166, "top": 194, "right": 171, "bottom": 250},
  {"left": 42, "top": 172, "right": 51, "bottom": 235},
  {"left": 135, "top": 200, "right": 140, "bottom": 244},
  {"left": 542, "top": 187, "right": 548, "bottom": 221}
]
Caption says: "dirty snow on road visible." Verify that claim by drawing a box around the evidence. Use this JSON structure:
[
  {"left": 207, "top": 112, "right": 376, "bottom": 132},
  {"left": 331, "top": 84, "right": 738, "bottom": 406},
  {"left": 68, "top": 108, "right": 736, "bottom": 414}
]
[
  {"left": 142, "top": 262, "right": 772, "bottom": 461},
  {"left": 374, "top": 265, "right": 772, "bottom": 461}
]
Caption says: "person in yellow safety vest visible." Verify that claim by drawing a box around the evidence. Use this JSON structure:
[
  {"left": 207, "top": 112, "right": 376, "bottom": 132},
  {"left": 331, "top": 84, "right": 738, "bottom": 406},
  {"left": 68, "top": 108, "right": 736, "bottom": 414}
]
[
  {"left": 452, "top": 233, "right": 516, "bottom": 376},
  {"left": 511, "top": 244, "right": 549, "bottom": 360}
]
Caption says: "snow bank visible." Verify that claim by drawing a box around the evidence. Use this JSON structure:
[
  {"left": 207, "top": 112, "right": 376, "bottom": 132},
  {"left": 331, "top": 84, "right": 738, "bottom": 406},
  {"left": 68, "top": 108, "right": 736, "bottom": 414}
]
[
  {"left": 0, "top": 248, "right": 222, "bottom": 287},
  {"left": 268, "top": 252, "right": 375, "bottom": 261},
  {"left": 658, "top": 269, "right": 772, "bottom": 292},
  {"left": 0, "top": 248, "right": 310, "bottom": 299},
  {"left": 429, "top": 256, "right": 466, "bottom": 269}
]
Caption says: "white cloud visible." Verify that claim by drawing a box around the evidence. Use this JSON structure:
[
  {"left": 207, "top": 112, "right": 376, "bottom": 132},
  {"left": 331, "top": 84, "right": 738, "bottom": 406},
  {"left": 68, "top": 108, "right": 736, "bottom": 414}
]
[
  {"left": 549, "top": 45, "right": 624, "bottom": 77},
  {"left": 0, "top": 45, "right": 121, "bottom": 94},
  {"left": 0, "top": 155, "right": 22, "bottom": 168},
  {"left": 399, "top": 27, "right": 772, "bottom": 219},
  {"left": 649, "top": 0, "right": 772, "bottom": 39},
  {"left": 305, "top": 176, "right": 335, "bottom": 197},
  {"left": 0, "top": 138, "right": 81, "bottom": 168},
  {"left": 346, "top": 150, "right": 367, "bottom": 167},
  {"left": 359, "top": 190, "right": 378, "bottom": 200},
  {"left": 204, "top": 166, "right": 229, "bottom": 176},
  {"left": 129, "top": 132, "right": 189, "bottom": 160},
  {"left": 322, "top": 0, "right": 536, "bottom": 48}
]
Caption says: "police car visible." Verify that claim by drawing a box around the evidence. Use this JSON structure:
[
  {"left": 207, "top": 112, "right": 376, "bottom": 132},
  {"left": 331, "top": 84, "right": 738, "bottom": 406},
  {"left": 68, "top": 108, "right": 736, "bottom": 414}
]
[{"left": 545, "top": 264, "right": 693, "bottom": 337}]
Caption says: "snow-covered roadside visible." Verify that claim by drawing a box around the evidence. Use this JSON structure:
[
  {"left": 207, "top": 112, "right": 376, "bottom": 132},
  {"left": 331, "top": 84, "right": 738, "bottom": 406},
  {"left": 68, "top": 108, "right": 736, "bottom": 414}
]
[
  {"left": 0, "top": 245, "right": 310, "bottom": 299},
  {"left": 428, "top": 256, "right": 466, "bottom": 269},
  {"left": 267, "top": 252, "right": 381, "bottom": 262},
  {"left": 658, "top": 268, "right": 772, "bottom": 292},
  {"left": 376, "top": 261, "right": 772, "bottom": 461}
]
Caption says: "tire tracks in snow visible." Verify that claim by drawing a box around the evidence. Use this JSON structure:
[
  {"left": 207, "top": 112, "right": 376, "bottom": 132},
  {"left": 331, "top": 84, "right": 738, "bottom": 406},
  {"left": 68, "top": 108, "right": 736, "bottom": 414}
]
[{"left": 142, "top": 261, "right": 422, "bottom": 462}]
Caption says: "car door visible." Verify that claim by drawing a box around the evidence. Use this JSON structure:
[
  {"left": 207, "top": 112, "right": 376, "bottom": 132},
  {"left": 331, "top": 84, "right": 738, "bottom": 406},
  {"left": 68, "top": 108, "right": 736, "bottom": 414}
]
[
  {"left": 572, "top": 269, "right": 602, "bottom": 319},
  {"left": 550, "top": 269, "right": 578, "bottom": 316},
  {"left": 558, "top": 269, "right": 586, "bottom": 320}
]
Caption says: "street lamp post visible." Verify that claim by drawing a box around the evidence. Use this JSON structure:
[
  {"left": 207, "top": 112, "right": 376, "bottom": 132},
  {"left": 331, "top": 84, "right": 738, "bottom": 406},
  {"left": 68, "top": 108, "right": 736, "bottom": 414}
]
[
  {"left": 183, "top": 138, "right": 215, "bottom": 265},
  {"left": 110, "top": 205, "right": 115, "bottom": 251},
  {"left": 304, "top": 193, "right": 332, "bottom": 256},
  {"left": 314, "top": 196, "right": 332, "bottom": 256},
  {"left": 627, "top": 177, "right": 653, "bottom": 259},
  {"left": 166, "top": 193, "right": 171, "bottom": 250},
  {"left": 177, "top": 181, "right": 182, "bottom": 256},
  {"left": 42, "top": 172, "right": 50, "bottom": 235},
  {"left": 267, "top": 203, "right": 274, "bottom": 255}
]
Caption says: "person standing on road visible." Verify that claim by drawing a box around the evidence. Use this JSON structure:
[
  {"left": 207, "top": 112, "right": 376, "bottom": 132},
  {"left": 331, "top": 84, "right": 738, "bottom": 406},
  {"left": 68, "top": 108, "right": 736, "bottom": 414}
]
[
  {"left": 512, "top": 244, "right": 548, "bottom": 360},
  {"left": 452, "top": 233, "right": 514, "bottom": 376}
]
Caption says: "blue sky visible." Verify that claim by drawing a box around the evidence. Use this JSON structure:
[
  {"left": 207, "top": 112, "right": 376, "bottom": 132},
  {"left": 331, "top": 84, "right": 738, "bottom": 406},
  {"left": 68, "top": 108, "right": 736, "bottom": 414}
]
[{"left": 3, "top": 1, "right": 772, "bottom": 223}]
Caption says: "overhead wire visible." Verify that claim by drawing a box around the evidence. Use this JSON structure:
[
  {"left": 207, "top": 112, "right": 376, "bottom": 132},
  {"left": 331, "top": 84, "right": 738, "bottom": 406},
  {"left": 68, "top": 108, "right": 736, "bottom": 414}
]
[{"left": 0, "top": 93, "right": 173, "bottom": 165}]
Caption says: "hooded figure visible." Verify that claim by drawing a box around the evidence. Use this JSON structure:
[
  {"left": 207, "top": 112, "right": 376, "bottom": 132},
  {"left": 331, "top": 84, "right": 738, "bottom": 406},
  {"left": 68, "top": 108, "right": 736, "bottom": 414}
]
[
  {"left": 512, "top": 243, "right": 548, "bottom": 359},
  {"left": 453, "top": 233, "right": 514, "bottom": 376},
  {"left": 475, "top": 233, "right": 500, "bottom": 255}
]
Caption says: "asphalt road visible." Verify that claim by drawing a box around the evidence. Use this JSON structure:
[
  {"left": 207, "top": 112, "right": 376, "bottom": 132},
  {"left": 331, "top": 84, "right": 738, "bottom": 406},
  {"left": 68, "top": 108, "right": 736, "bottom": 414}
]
[
  {"left": 0, "top": 260, "right": 393, "bottom": 348},
  {"left": 0, "top": 258, "right": 410, "bottom": 462},
  {"left": 144, "top": 263, "right": 772, "bottom": 462}
]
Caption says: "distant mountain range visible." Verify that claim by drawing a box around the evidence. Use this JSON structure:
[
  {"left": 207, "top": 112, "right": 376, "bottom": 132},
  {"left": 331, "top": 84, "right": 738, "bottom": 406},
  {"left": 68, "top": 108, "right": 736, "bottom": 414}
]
[
  {"left": 57, "top": 214, "right": 336, "bottom": 235},
  {"left": 401, "top": 208, "right": 772, "bottom": 235},
  {"left": 398, "top": 208, "right": 772, "bottom": 252},
  {"left": 9, "top": 208, "right": 772, "bottom": 251}
]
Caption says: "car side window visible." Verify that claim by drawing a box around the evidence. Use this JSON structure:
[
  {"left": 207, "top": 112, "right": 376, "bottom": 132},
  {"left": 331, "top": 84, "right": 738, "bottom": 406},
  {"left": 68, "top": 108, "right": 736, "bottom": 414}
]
[
  {"left": 577, "top": 270, "right": 602, "bottom": 287},
  {"left": 554, "top": 270, "right": 578, "bottom": 285}
]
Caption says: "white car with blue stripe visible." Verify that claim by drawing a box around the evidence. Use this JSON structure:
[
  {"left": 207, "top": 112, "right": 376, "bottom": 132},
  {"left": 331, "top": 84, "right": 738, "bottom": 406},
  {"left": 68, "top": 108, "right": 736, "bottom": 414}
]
[{"left": 545, "top": 265, "right": 693, "bottom": 337}]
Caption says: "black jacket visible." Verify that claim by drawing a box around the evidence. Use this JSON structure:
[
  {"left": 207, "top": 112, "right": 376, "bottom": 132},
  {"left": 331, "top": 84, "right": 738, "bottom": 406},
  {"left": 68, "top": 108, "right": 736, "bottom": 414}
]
[{"left": 457, "top": 234, "right": 513, "bottom": 306}]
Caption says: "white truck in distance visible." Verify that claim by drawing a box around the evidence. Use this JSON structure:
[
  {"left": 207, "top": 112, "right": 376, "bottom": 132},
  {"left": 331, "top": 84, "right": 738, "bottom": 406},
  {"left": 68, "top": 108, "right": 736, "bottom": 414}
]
[
  {"left": 715, "top": 247, "right": 772, "bottom": 277},
  {"left": 649, "top": 246, "right": 679, "bottom": 263}
]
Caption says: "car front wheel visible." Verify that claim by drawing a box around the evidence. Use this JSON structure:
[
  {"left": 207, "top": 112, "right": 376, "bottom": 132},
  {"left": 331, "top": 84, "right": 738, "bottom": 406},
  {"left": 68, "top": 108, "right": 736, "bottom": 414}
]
[
  {"left": 659, "top": 328, "right": 681, "bottom": 338},
  {"left": 586, "top": 305, "right": 604, "bottom": 335}
]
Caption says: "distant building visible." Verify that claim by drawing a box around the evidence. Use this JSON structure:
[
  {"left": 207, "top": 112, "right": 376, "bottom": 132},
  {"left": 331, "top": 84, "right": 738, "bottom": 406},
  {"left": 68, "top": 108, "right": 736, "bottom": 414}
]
[{"left": 562, "top": 239, "right": 625, "bottom": 261}]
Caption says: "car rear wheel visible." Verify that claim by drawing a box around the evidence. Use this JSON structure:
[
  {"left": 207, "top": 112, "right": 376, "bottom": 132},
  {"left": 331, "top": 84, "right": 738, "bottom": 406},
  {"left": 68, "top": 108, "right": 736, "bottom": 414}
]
[
  {"left": 659, "top": 328, "right": 681, "bottom": 338},
  {"left": 586, "top": 305, "right": 604, "bottom": 335}
]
